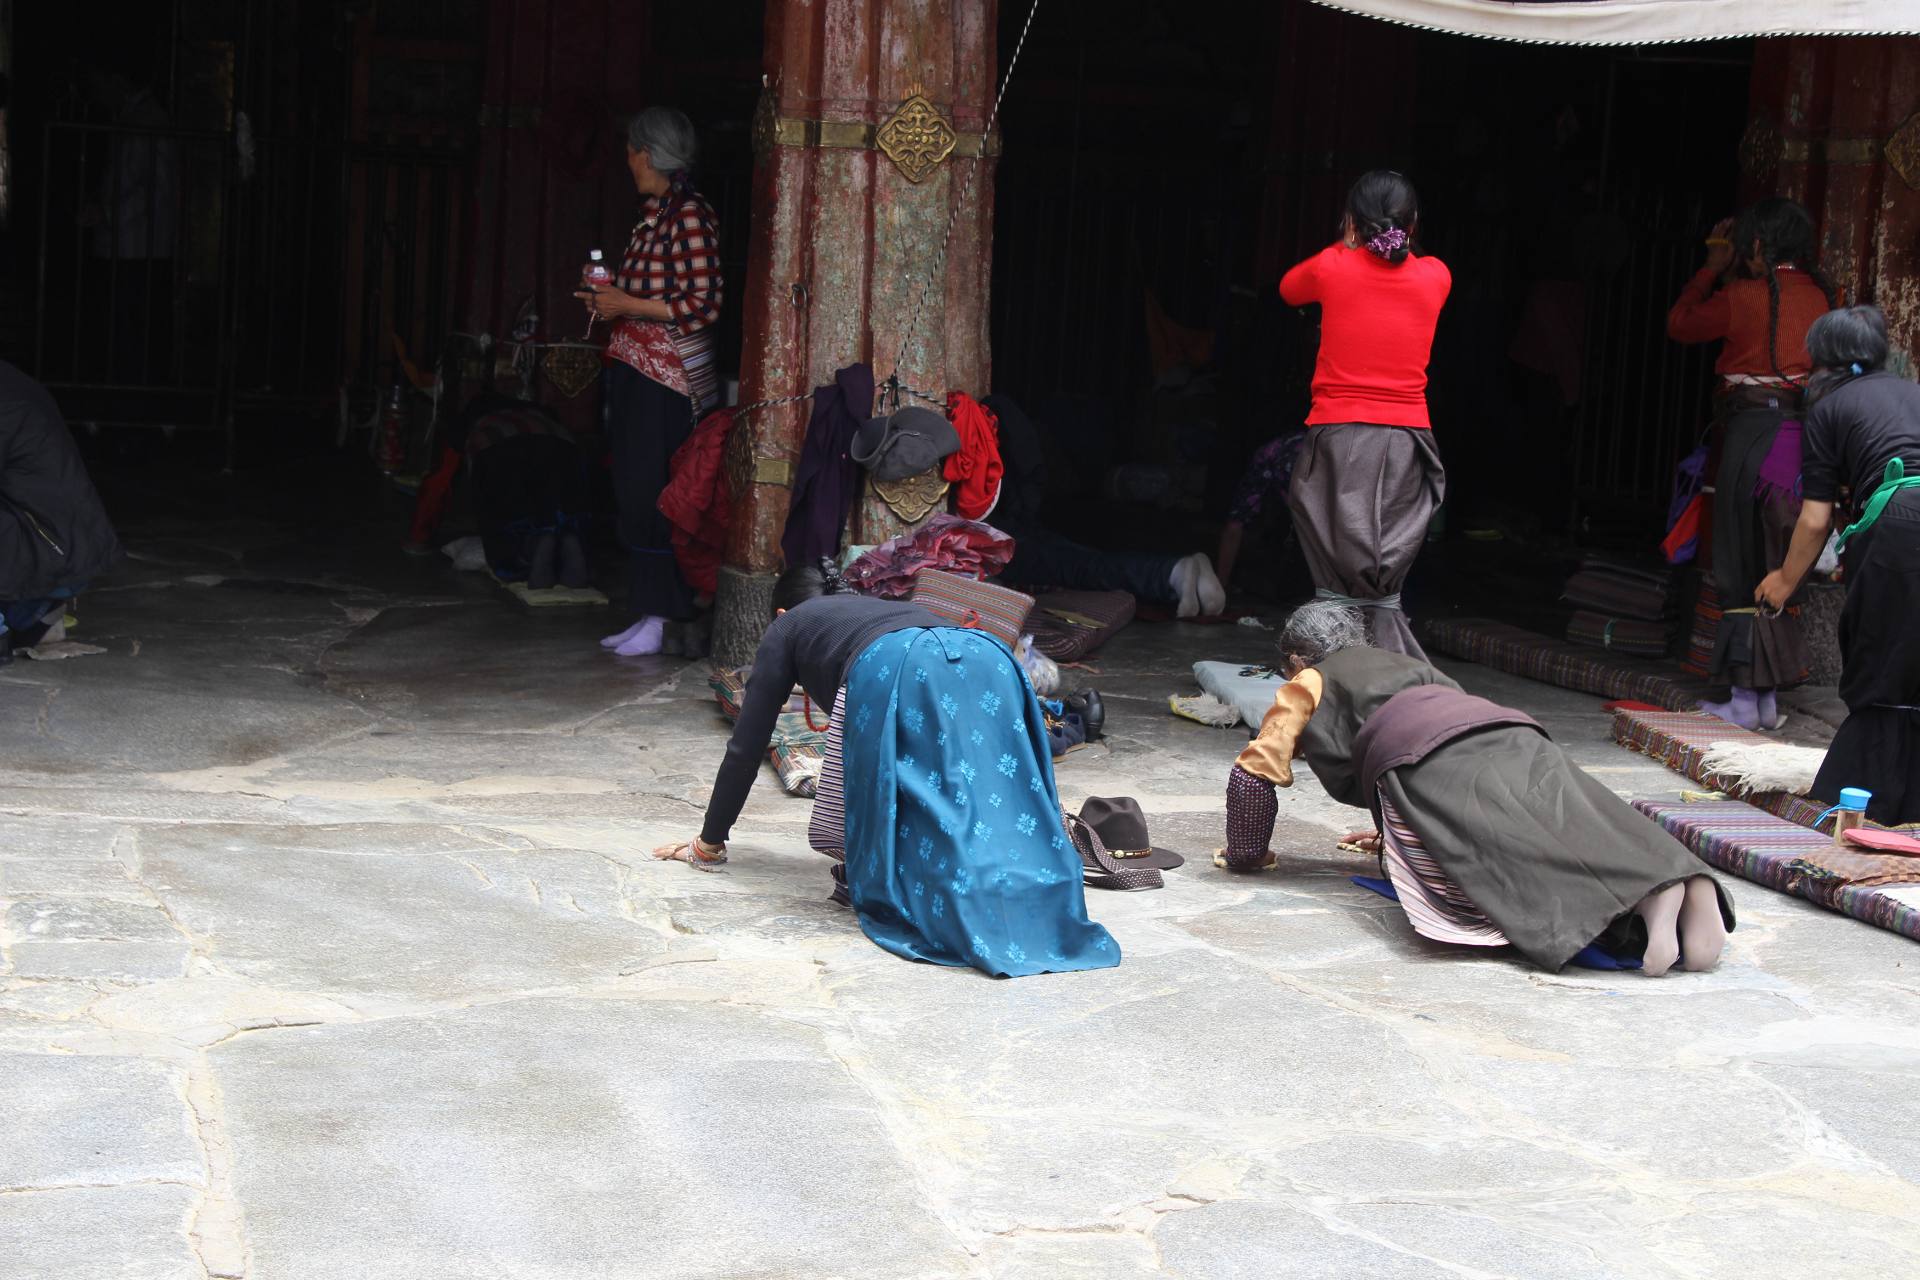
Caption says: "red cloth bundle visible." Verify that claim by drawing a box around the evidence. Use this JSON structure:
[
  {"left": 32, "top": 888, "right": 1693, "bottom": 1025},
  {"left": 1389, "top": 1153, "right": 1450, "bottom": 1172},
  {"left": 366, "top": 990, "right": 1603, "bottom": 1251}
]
[
  {"left": 843, "top": 513, "right": 1015, "bottom": 599},
  {"left": 943, "top": 391, "right": 1005, "bottom": 521},
  {"left": 658, "top": 407, "right": 736, "bottom": 596}
]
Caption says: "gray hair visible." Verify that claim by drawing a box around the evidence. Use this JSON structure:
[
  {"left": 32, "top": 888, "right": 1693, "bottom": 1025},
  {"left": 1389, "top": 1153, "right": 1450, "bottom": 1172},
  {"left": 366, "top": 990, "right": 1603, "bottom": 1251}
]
[
  {"left": 1279, "top": 601, "right": 1369, "bottom": 667},
  {"left": 627, "top": 107, "right": 698, "bottom": 174}
]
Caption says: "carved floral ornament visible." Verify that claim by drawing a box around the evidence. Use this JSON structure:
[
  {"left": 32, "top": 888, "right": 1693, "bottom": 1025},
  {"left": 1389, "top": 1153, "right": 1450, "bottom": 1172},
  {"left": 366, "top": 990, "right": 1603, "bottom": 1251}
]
[
  {"left": 875, "top": 85, "right": 959, "bottom": 184},
  {"left": 751, "top": 83, "right": 993, "bottom": 184},
  {"left": 872, "top": 468, "right": 951, "bottom": 523},
  {"left": 1739, "top": 111, "right": 1920, "bottom": 190}
]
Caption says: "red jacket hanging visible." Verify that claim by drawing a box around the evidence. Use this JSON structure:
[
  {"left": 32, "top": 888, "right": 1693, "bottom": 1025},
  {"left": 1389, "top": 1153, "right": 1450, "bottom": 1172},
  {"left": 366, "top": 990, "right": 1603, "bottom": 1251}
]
[
  {"left": 658, "top": 407, "right": 736, "bottom": 596},
  {"left": 944, "top": 391, "right": 1004, "bottom": 521}
]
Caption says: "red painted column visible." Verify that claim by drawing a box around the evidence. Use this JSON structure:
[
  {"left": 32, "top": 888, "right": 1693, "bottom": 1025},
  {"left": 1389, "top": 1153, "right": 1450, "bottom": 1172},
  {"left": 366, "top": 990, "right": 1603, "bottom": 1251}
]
[
  {"left": 1744, "top": 36, "right": 1920, "bottom": 366},
  {"left": 713, "top": 0, "right": 1001, "bottom": 663}
]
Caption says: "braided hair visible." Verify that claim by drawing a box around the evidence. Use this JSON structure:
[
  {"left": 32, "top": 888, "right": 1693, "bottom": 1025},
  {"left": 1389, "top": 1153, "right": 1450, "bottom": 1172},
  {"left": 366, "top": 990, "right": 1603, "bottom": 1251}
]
[
  {"left": 771, "top": 557, "right": 851, "bottom": 614},
  {"left": 1731, "top": 197, "right": 1840, "bottom": 385}
]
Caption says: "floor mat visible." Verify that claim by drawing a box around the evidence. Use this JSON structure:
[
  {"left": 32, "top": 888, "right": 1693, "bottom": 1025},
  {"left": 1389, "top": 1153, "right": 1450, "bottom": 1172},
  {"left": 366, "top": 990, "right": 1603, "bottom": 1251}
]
[
  {"left": 1422, "top": 617, "right": 1712, "bottom": 711},
  {"left": 1632, "top": 799, "right": 1920, "bottom": 942},
  {"left": 1612, "top": 706, "right": 1920, "bottom": 834},
  {"left": 710, "top": 668, "right": 826, "bottom": 798}
]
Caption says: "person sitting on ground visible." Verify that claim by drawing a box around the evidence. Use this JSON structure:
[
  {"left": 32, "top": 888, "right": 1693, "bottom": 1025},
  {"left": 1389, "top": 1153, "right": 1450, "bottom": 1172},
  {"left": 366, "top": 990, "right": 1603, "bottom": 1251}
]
[
  {"left": 1757, "top": 305, "right": 1920, "bottom": 826},
  {"left": 1217, "top": 601, "right": 1733, "bottom": 975},
  {"left": 408, "top": 390, "right": 591, "bottom": 589},
  {"left": 983, "top": 393, "right": 1224, "bottom": 617},
  {"left": 0, "top": 361, "right": 122, "bottom": 664},
  {"left": 656, "top": 560, "right": 1120, "bottom": 978}
]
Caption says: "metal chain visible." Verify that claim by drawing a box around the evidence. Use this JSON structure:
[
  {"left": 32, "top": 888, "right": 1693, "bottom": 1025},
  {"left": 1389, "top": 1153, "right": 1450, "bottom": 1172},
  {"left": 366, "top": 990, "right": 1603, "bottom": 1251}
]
[{"left": 887, "top": 0, "right": 1041, "bottom": 388}]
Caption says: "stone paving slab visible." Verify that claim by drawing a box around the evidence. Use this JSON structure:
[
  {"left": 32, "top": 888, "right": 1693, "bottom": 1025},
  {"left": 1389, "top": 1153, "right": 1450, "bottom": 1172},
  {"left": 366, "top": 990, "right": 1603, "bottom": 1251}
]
[
  {"left": 0, "top": 1184, "right": 202, "bottom": 1280},
  {"left": 4, "top": 531, "right": 1919, "bottom": 1278},
  {"left": 212, "top": 998, "right": 974, "bottom": 1280}
]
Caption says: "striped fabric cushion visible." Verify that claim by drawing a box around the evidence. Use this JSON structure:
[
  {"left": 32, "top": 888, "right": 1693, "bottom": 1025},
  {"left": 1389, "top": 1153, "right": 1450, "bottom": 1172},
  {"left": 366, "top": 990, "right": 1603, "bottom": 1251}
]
[
  {"left": 1028, "top": 589, "right": 1136, "bottom": 661},
  {"left": 709, "top": 670, "right": 828, "bottom": 798},
  {"left": 1422, "top": 618, "right": 1712, "bottom": 711},
  {"left": 1633, "top": 799, "right": 1920, "bottom": 942},
  {"left": 910, "top": 569, "right": 1035, "bottom": 650},
  {"left": 1611, "top": 707, "right": 1920, "bottom": 834}
]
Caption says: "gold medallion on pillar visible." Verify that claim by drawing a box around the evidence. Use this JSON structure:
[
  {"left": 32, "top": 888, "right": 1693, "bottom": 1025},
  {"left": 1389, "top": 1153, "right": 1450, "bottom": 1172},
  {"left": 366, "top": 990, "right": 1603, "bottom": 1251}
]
[
  {"left": 871, "top": 468, "right": 950, "bottom": 523},
  {"left": 1887, "top": 112, "right": 1920, "bottom": 190},
  {"left": 541, "top": 343, "right": 602, "bottom": 399},
  {"left": 876, "top": 84, "right": 958, "bottom": 184}
]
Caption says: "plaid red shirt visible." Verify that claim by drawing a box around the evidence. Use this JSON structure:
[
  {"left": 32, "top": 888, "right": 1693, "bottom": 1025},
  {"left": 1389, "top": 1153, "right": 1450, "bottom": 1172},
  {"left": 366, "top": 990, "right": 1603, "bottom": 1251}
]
[{"left": 607, "top": 186, "right": 723, "bottom": 413}]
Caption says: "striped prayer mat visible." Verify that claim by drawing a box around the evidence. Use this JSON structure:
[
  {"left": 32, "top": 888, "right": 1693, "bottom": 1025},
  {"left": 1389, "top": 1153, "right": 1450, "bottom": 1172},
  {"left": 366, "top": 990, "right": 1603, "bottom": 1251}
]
[
  {"left": 709, "top": 669, "right": 827, "bottom": 798},
  {"left": 1421, "top": 618, "right": 1713, "bottom": 711},
  {"left": 1611, "top": 706, "right": 1920, "bottom": 834},
  {"left": 1632, "top": 800, "right": 1920, "bottom": 942}
]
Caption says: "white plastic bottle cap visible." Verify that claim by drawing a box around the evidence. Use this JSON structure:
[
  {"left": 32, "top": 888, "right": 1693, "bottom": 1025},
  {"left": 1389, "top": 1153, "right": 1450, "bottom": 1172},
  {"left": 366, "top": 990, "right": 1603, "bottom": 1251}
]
[{"left": 589, "top": 249, "right": 603, "bottom": 261}]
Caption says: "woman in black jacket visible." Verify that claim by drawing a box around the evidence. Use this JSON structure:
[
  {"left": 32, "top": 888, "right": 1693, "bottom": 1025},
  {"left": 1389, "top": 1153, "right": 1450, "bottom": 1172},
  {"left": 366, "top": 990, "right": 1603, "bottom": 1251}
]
[{"left": 0, "top": 362, "right": 121, "bottom": 661}]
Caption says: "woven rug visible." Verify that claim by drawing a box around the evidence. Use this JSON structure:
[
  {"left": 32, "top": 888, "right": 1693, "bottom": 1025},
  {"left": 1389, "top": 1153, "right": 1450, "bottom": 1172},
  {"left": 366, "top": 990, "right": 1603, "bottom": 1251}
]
[
  {"left": 1610, "top": 707, "right": 1920, "bottom": 834},
  {"left": 1421, "top": 618, "right": 1712, "bottom": 711},
  {"left": 709, "top": 669, "right": 826, "bottom": 798},
  {"left": 1632, "top": 800, "right": 1920, "bottom": 942},
  {"left": 1027, "top": 590, "right": 1136, "bottom": 662}
]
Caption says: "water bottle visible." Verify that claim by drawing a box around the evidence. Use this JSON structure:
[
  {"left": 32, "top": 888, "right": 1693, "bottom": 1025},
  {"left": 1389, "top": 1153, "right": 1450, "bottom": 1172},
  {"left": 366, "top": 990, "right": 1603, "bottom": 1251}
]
[
  {"left": 582, "top": 249, "right": 612, "bottom": 289},
  {"left": 1832, "top": 787, "right": 1872, "bottom": 845},
  {"left": 581, "top": 249, "right": 613, "bottom": 339}
]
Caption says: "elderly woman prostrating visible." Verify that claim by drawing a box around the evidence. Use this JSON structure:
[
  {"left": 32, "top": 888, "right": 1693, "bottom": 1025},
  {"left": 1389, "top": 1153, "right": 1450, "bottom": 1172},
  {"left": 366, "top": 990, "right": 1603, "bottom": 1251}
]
[
  {"left": 1218, "top": 602, "right": 1734, "bottom": 975},
  {"left": 583, "top": 107, "right": 723, "bottom": 657}
]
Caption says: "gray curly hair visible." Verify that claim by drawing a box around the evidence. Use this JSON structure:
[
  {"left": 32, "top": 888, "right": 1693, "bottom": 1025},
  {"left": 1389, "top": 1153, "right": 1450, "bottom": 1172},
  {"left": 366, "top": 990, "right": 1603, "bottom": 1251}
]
[
  {"left": 627, "top": 106, "right": 698, "bottom": 174},
  {"left": 1279, "top": 600, "right": 1368, "bottom": 668}
]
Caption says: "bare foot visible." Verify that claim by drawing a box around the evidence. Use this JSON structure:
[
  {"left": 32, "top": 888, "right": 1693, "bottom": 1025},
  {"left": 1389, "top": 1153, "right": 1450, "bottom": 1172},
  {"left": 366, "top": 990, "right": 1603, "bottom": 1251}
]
[
  {"left": 1679, "top": 876, "right": 1729, "bottom": 971},
  {"left": 1636, "top": 882, "right": 1685, "bottom": 976}
]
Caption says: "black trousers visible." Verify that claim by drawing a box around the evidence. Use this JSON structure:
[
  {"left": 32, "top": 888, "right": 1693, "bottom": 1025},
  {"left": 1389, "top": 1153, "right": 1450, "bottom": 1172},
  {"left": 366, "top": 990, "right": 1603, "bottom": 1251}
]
[
  {"left": 605, "top": 363, "right": 696, "bottom": 621},
  {"left": 1810, "top": 490, "right": 1920, "bottom": 826}
]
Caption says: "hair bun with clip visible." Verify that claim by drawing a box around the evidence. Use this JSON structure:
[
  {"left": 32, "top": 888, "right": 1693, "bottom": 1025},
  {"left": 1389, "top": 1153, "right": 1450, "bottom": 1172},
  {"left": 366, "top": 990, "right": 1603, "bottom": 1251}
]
[{"left": 1365, "top": 227, "right": 1409, "bottom": 258}]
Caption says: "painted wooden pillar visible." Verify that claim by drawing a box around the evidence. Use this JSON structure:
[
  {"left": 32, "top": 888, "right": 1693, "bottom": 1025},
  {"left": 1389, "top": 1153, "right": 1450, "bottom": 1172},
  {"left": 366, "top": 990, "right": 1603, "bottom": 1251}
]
[
  {"left": 712, "top": 0, "right": 1001, "bottom": 664},
  {"left": 1742, "top": 36, "right": 1920, "bottom": 370}
]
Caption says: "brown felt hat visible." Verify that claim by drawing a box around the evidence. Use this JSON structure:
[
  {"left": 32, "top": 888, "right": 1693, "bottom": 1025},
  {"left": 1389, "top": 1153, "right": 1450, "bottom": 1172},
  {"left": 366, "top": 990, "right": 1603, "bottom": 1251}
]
[{"left": 1077, "top": 796, "right": 1184, "bottom": 871}]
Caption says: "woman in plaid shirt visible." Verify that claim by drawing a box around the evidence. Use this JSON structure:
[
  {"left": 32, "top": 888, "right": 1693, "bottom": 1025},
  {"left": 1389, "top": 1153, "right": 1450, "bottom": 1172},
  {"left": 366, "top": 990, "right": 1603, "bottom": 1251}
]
[{"left": 582, "top": 107, "right": 724, "bottom": 657}]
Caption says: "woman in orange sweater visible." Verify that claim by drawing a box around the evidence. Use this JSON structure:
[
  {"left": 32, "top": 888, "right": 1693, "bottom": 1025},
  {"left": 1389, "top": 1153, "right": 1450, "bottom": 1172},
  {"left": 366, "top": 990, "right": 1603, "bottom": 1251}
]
[{"left": 1668, "top": 197, "right": 1838, "bottom": 730}]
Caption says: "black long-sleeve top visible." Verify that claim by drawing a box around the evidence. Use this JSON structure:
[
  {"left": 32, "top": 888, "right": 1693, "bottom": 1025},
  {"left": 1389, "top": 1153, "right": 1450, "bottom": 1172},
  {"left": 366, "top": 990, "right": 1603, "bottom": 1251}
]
[
  {"left": 1802, "top": 371, "right": 1920, "bottom": 507},
  {"left": 699, "top": 594, "right": 942, "bottom": 845}
]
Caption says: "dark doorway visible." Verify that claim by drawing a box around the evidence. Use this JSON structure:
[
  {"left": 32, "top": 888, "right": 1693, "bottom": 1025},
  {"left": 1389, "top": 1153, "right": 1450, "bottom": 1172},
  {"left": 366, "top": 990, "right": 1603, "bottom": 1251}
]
[{"left": 987, "top": 0, "right": 1752, "bottom": 554}]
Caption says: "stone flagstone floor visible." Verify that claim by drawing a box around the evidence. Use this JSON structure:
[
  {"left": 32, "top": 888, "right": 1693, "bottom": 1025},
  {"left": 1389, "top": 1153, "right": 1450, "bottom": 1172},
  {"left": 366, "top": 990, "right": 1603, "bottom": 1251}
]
[{"left": 3, "top": 511, "right": 1919, "bottom": 1279}]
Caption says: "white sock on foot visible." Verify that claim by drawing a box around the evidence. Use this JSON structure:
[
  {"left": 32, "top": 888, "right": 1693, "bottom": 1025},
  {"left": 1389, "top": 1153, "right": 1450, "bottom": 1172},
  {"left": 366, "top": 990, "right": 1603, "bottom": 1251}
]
[
  {"left": 1194, "top": 553, "right": 1226, "bottom": 616},
  {"left": 1171, "top": 555, "right": 1201, "bottom": 619},
  {"left": 1636, "top": 882, "right": 1686, "bottom": 976},
  {"left": 602, "top": 619, "right": 650, "bottom": 649},
  {"left": 613, "top": 616, "right": 666, "bottom": 657},
  {"left": 1679, "top": 876, "right": 1729, "bottom": 971}
]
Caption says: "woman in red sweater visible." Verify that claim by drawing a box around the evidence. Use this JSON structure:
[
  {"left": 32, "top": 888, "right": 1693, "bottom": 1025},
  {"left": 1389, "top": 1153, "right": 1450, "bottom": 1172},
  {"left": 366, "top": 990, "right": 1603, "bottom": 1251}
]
[
  {"left": 1667, "top": 197, "right": 1838, "bottom": 730},
  {"left": 1280, "top": 171, "right": 1452, "bottom": 660}
]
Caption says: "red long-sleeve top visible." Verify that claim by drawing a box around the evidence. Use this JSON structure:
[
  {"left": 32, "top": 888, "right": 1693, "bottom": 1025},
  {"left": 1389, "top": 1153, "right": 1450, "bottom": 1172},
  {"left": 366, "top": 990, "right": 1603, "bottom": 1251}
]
[
  {"left": 1665, "top": 266, "right": 1831, "bottom": 380},
  {"left": 1280, "top": 243, "right": 1452, "bottom": 429}
]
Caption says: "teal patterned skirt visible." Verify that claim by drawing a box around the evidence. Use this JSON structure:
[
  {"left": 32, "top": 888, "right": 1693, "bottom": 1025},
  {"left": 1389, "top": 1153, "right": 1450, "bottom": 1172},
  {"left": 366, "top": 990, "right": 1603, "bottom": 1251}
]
[{"left": 839, "top": 627, "right": 1119, "bottom": 977}]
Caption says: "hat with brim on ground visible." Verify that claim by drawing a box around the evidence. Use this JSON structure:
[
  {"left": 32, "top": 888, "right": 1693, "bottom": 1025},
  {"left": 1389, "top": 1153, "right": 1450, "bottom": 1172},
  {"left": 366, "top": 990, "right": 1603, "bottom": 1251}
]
[
  {"left": 851, "top": 406, "right": 961, "bottom": 481},
  {"left": 1077, "top": 796, "right": 1184, "bottom": 871}
]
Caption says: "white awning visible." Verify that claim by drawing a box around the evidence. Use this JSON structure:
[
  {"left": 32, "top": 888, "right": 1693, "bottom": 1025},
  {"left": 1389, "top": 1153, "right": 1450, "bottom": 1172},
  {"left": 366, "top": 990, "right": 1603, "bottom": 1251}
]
[{"left": 1307, "top": 0, "right": 1920, "bottom": 46}]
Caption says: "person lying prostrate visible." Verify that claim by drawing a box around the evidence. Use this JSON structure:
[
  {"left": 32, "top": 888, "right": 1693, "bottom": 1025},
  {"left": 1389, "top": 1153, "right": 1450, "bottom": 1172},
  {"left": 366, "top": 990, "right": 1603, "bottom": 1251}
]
[
  {"left": 658, "top": 561, "right": 1119, "bottom": 978},
  {"left": 1218, "top": 601, "right": 1733, "bottom": 976}
]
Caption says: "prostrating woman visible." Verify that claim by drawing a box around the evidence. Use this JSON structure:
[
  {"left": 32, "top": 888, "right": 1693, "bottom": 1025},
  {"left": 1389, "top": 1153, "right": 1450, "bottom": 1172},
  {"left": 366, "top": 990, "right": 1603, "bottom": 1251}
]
[
  {"left": 655, "top": 563, "right": 1119, "bottom": 978},
  {"left": 1279, "top": 171, "right": 1450, "bottom": 660},
  {"left": 1218, "top": 602, "right": 1733, "bottom": 975},
  {"left": 582, "top": 107, "right": 723, "bottom": 658},
  {"left": 1758, "top": 306, "right": 1920, "bottom": 826},
  {"left": 1668, "top": 197, "right": 1838, "bottom": 730}
]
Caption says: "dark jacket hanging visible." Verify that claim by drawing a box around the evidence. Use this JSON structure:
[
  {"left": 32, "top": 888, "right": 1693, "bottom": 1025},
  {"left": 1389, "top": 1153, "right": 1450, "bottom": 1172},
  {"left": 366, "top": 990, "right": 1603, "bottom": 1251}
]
[{"left": 781, "top": 363, "right": 875, "bottom": 567}]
